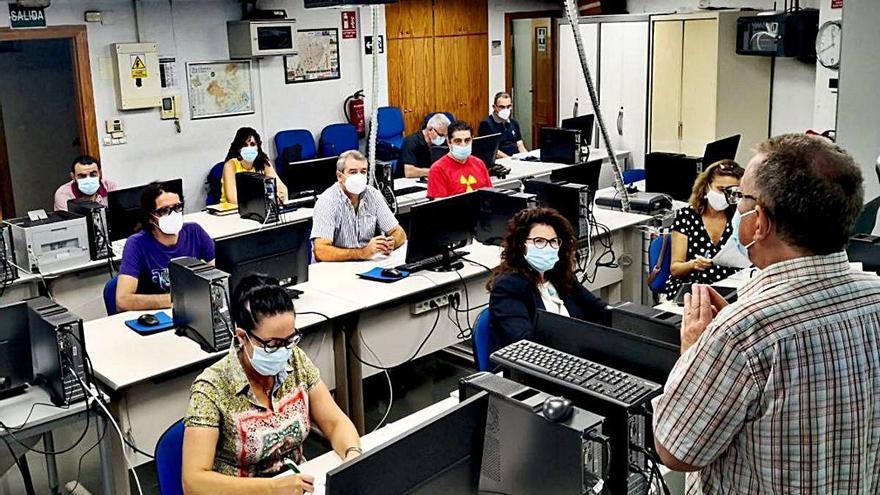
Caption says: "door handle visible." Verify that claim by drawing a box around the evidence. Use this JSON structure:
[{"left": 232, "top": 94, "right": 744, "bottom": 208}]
[
  {"left": 678, "top": 122, "right": 683, "bottom": 140},
  {"left": 617, "top": 106, "right": 624, "bottom": 136}
]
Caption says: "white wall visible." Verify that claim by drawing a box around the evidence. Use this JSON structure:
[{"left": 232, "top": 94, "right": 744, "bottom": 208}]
[{"left": 813, "top": 0, "right": 841, "bottom": 131}]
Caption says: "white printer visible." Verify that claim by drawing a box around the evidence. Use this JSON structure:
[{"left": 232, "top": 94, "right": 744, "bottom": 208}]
[{"left": 4, "top": 211, "right": 90, "bottom": 274}]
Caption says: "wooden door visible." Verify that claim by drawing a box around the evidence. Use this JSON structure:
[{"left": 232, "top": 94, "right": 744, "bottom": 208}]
[
  {"left": 434, "top": 0, "right": 488, "bottom": 36},
  {"left": 434, "top": 34, "right": 488, "bottom": 130},
  {"left": 649, "top": 20, "right": 684, "bottom": 153},
  {"left": 531, "top": 19, "right": 555, "bottom": 149},
  {"left": 679, "top": 19, "right": 718, "bottom": 156},
  {"left": 384, "top": 0, "right": 434, "bottom": 39},
  {"left": 387, "top": 37, "right": 436, "bottom": 134}
]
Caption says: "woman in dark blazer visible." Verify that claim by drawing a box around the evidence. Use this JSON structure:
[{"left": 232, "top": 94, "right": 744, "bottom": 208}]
[{"left": 487, "top": 208, "right": 610, "bottom": 353}]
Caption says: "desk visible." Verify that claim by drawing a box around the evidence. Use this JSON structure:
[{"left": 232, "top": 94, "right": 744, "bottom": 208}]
[{"left": 0, "top": 387, "right": 114, "bottom": 495}]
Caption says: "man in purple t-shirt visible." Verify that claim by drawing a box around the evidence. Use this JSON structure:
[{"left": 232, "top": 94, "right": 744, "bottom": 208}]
[{"left": 117, "top": 182, "right": 214, "bottom": 312}]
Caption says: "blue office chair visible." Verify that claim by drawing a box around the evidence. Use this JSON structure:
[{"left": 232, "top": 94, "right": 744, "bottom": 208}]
[
  {"left": 103, "top": 276, "right": 118, "bottom": 316},
  {"left": 646, "top": 233, "right": 672, "bottom": 296},
  {"left": 319, "top": 123, "right": 359, "bottom": 157},
  {"left": 376, "top": 106, "right": 405, "bottom": 151},
  {"left": 274, "top": 129, "right": 317, "bottom": 171},
  {"left": 853, "top": 196, "right": 880, "bottom": 235},
  {"left": 205, "top": 161, "right": 225, "bottom": 206},
  {"left": 156, "top": 419, "right": 185, "bottom": 495},
  {"left": 471, "top": 309, "right": 492, "bottom": 372},
  {"left": 622, "top": 169, "right": 647, "bottom": 185},
  {"left": 422, "top": 112, "right": 455, "bottom": 129}
]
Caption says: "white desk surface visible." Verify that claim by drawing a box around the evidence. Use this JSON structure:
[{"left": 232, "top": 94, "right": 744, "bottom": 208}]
[{"left": 0, "top": 386, "right": 89, "bottom": 433}]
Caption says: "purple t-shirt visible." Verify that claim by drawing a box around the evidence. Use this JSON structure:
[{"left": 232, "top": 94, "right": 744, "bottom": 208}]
[{"left": 118, "top": 223, "right": 215, "bottom": 295}]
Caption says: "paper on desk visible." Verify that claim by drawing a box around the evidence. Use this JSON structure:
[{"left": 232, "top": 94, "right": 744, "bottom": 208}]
[
  {"left": 712, "top": 238, "right": 752, "bottom": 269},
  {"left": 311, "top": 480, "right": 326, "bottom": 495}
]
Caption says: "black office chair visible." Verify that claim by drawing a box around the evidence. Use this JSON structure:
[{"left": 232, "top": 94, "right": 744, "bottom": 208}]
[{"left": 853, "top": 196, "right": 880, "bottom": 236}]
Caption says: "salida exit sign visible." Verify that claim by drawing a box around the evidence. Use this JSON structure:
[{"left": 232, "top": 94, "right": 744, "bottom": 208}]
[{"left": 8, "top": 4, "right": 47, "bottom": 29}]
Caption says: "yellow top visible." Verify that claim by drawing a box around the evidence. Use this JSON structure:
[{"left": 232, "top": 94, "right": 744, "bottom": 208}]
[{"left": 220, "top": 158, "right": 255, "bottom": 204}]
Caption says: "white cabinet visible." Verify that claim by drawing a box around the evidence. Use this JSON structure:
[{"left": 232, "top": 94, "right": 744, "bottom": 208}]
[{"left": 557, "top": 22, "right": 598, "bottom": 128}]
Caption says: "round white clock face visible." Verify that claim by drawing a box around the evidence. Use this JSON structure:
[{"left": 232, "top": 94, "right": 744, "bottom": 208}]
[{"left": 816, "top": 20, "right": 842, "bottom": 70}]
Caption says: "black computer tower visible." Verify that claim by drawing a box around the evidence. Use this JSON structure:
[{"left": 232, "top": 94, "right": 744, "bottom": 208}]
[
  {"left": 236, "top": 172, "right": 278, "bottom": 224},
  {"left": 0, "top": 223, "right": 17, "bottom": 283},
  {"left": 169, "top": 257, "right": 233, "bottom": 352},
  {"left": 27, "top": 297, "right": 88, "bottom": 406},
  {"left": 539, "top": 127, "right": 584, "bottom": 164},
  {"left": 68, "top": 199, "right": 110, "bottom": 260}
]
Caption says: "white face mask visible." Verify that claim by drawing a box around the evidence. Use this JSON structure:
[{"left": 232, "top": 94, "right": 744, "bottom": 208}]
[
  {"left": 497, "top": 108, "right": 511, "bottom": 121},
  {"left": 344, "top": 173, "right": 368, "bottom": 195},
  {"left": 706, "top": 189, "right": 729, "bottom": 211},
  {"left": 157, "top": 211, "right": 184, "bottom": 236}
]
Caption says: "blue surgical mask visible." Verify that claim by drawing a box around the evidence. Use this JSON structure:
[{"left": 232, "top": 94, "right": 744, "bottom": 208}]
[
  {"left": 451, "top": 144, "right": 472, "bottom": 161},
  {"left": 240, "top": 146, "right": 259, "bottom": 163},
  {"left": 524, "top": 244, "right": 560, "bottom": 274},
  {"left": 77, "top": 176, "right": 100, "bottom": 196},
  {"left": 432, "top": 134, "right": 446, "bottom": 146},
  {"left": 246, "top": 334, "right": 291, "bottom": 377},
  {"left": 731, "top": 208, "right": 757, "bottom": 259}
]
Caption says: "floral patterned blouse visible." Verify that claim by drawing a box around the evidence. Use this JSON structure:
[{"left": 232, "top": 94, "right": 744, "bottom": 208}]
[{"left": 184, "top": 346, "right": 321, "bottom": 477}]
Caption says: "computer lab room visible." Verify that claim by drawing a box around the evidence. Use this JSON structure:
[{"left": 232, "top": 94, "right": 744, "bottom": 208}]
[{"left": 0, "top": 0, "right": 879, "bottom": 493}]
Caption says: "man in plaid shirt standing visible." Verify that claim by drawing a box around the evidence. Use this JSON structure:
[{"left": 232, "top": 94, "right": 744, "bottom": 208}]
[{"left": 653, "top": 134, "right": 880, "bottom": 494}]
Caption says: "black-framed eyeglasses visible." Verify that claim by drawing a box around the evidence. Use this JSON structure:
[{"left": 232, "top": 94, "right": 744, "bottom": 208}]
[
  {"left": 526, "top": 237, "right": 561, "bottom": 249},
  {"left": 153, "top": 202, "right": 185, "bottom": 217},
  {"left": 249, "top": 330, "right": 301, "bottom": 353},
  {"left": 723, "top": 186, "right": 758, "bottom": 206}
]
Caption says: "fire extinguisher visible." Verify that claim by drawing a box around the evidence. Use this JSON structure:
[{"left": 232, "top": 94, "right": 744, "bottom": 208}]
[{"left": 344, "top": 90, "right": 366, "bottom": 137}]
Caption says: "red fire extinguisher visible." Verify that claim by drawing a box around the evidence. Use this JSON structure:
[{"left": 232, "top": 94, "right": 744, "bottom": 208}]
[{"left": 345, "top": 90, "right": 366, "bottom": 136}]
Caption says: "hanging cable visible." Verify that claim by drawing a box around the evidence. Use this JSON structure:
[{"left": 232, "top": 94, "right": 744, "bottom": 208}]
[
  {"left": 562, "top": 0, "right": 630, "bottom": 212},
  {"left": 367, "top": 5, "right": 380, "bottom": 186}
]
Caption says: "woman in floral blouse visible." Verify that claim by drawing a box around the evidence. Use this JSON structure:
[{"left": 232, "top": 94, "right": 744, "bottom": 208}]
[{"left": 182, "top": 275, "right": 361, "bottom": 495}]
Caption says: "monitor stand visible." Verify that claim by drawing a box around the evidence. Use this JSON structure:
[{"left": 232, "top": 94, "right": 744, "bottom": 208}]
[{"left": 429, "top": 249, "right": 467, "bottom": 272}]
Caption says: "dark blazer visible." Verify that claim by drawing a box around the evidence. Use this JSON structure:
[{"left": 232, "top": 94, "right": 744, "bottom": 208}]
[{"left": 488, "top": 272, "right": 611, "bottom": 354}]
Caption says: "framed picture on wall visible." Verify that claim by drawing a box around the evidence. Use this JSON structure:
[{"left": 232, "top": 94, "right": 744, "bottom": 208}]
[
  {"left": 186, "top": 60, "right": 255, "bottom": 119},
  {"left": 284, "top": 28, "right": 341, "bottom": 84}
]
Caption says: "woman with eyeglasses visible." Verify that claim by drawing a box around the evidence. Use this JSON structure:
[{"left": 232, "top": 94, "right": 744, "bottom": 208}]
[
  {"left": 220, "top": 127, "right": 288, "bottom": 205},
  {"left": 116, "top": 182, "right": 214, "bottom": 312},
  {"left": 487, "top": 208, "right": 611, "bottom": 353},
  {"left": 182, "top": 275, "right": 360, "bottom": 495},
  {"left": 663, "top": 159, "right": 745, "bottom": 299}
]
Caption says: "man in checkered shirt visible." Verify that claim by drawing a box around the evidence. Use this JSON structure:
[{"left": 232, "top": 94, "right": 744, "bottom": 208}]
[{"left": 653, "top": 134, "right": 880, "bottom": 494}]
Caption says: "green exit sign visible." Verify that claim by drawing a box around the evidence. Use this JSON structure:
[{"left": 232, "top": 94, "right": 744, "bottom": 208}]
[{"left": 9, "top": 5, "right": 47, "bottom": 29}]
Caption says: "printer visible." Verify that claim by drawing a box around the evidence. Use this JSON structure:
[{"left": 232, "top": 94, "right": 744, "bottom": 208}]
[{"left": 3, "top": 211, "right": 90, "bottom": 274}]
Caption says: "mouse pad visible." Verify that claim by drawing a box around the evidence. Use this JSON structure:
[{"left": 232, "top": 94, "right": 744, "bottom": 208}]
[
  {"left": 357, "top": 267, "right": 410, "bottom": 283},
  {"left": 125, "top": 311, "right": 174, "bottom": 335}
]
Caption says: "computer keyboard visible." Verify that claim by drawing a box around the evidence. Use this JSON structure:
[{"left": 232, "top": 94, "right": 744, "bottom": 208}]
[
  {"left": 394, "top": 185, "right": 426, "bottom": 196},
  {"left": 395, "top": 250, "right": 468, "bottom": 273},
  {"left": 492, "top": 340, "right": 662, "bottom": 408}
]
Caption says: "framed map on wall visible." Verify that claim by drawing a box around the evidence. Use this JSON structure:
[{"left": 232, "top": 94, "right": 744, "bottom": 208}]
[
  {"left": 186, "top": 60, "right": 255, "bottom": 119},
  {"left": 284, "top": 29, "right": 340, "bottom": 84}
]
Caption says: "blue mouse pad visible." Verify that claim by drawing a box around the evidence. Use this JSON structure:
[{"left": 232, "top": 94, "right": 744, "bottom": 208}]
[
  {"left": 357, "top": 267, "right": 410, "bottom": 283},
  {"left": 125, "top": 311, "right": 174, "bottom": 335}
]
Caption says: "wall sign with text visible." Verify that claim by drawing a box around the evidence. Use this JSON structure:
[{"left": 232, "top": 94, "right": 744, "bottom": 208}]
[{"left": 8, "top": 4, "right": 46, "bottom": 28}]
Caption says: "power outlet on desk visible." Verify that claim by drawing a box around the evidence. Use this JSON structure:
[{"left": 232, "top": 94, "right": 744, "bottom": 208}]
[{"left": 410, "top": 289, "right": 463, "bottom": 315}]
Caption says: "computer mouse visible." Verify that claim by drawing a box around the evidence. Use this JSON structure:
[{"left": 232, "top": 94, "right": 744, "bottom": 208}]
[
  {"left": 381, "top": 268, "right": 403, "bottom": 278},
  {"left": 417, "top": 177, "right": 428, "bottom": 184},
  {"left": 542, "top": 396, "right": 573, "bottom": 422},
  {"left": 137, "top": 313, "right": 160, "bottom": 327}
]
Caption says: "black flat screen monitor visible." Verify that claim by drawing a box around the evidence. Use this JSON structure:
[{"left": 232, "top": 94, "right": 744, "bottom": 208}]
[
  {"left": 550, "top": 159, "right": 603, "bottom": 195},
  {"left": 534, "top": 310, "right": 679, "bottom": 384},
  {"left": 430, "top": 145, "right": 448, "bottom": 164},
  {"left": 472, "top": 133, "right": 501, "bottom": 169},
  {"left": 106, "top": 178, "right": 183, "bottom": 242},
  {"left": 0, "top": 301, "right": 33, "bottom": 397},
  {"left": 214, "top": 219, "right": 312, "bottom": 292},
  {"left": 561, "top": 114, "right": 595, "bottom": 147},
  {"left": 404, "top": 192, "right": 479, "bottom": 269},
  {"left": 474, "top": 189, "right": 532, "bottom": 246},
  {"left": 325, "top": 392, "right": 489, "bottom": 495},
  {"left": 281, "top": 156, "right": 339, "bottom": 197},
  {"left": 703, "top": 134, "right": 741, "bottom": 167}
]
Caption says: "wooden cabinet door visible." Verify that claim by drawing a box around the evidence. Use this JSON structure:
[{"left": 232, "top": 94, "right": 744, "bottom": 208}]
[
  {"left": 387, "top": 37, "right": 436, "bottom": 134},
  {"left": 649, "top": 20, "right": 684, "bottom": 154},
  {"left": 434, "top": 34, "right": 489, "bottom": 130},
  {"left": 434, "top": 0, "right": 488, "bottom": 36},
  {"left": 384, "top": 0, "right": 434, "bottom": 39},
  {"left": 680, "top": 18, "right": 718, "bottom": 156}
]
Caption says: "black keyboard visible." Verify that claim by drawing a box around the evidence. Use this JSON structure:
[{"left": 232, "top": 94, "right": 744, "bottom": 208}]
[
  {"left": 492, "top": 340, "right": 662, "bottom": 408},
  {"left": 395, "top": 185, "right": 427, "bottom": 196},
  {"left": 396, "top": 250, "right": 468, "bottom": 273}
]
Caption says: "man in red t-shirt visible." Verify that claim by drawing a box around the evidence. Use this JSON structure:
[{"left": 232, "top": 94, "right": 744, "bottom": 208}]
[{"left": 427, "top": 120, "right": 492, "bottom": 199}]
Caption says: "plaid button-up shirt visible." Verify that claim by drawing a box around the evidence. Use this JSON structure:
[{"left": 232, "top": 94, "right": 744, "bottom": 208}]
[{"left": 654, "top": 252, "right": 880, "bottom": 494}]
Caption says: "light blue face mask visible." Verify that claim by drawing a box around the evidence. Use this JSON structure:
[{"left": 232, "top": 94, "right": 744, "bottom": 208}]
[
  {"left": 524, "top": 244, "right": 560, "bottom": 274},
  {"left": 731, "top": 208, "right": 757, "bottom": 258},
  {"left": 240, "top": 146, "right": 259, "bottom": 163},
  {"left": 451, "top": 144, "right": 472, "bottom": 161},
  {"left": 77, "top": 176, "right": 100, "bottom": 196},
  {"left": 432, "top": 135, "right": 446, "bottom": 146},
  {"left": 246, "top": 334, "right": 291, "bottom": 377}
]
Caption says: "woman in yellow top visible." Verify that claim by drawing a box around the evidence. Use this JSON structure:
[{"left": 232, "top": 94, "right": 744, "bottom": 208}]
[{"left": 221, "top": 127, "right": 288, "bottom": 204}]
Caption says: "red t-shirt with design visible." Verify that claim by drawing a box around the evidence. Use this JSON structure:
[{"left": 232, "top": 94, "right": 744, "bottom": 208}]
[{"left": 426, "top": 154, "right": 492, "bottom": 199}]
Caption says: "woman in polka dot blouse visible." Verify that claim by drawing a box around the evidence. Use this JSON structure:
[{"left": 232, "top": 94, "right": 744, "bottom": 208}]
[{"left": 663, "top": 160, "right": 745, "bottom": 299}]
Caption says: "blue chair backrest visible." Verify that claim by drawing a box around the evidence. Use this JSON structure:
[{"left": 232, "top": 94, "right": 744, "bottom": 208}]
[
  {"left": 471, "top": 309, "right": 492, "bottom": 372},
  {"left": 854, "top": 196, "right": 880, "bottom": 235},
  {"left": 156, "top": 419, "right": 185, "bottom": 495},
  {"left": 377, "top": 106, "right": 405, "bottom": 142},
  {"left": 274, "top": 129, "right": 316, "bottom": 170},
  {"left": 622, "top": 169, "right": 647, "bottom": 185},
  {"left": 647, "top": 233, "right": 672, "bottom": 294},
  {"left": 103, "top": 276, "right": 118, "bottom": 316},
  {"left": 422, "top": 112, "right": 455, "bottom": 129},
  {"left": 319, "top": 123, "right": 358, "bottom": 157},
  {"left": 205, "top": 161, "right": 225, "bottom": 206}
]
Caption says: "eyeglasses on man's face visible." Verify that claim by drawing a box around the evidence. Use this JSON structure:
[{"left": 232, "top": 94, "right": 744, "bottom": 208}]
[{"left": 723, "top": 186, "right": 758, "bottom": 206}]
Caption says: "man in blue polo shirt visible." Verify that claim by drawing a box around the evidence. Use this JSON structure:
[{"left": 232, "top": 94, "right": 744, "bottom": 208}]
[{"left": 478, "top": 92, "right": 529, "bottom": 159}]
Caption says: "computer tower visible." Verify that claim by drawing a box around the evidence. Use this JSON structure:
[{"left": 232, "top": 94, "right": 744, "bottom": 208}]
[
  {"left": 523, "top": 179, "right": 591, "bottom": 239},
  {"left": 0, "top": 223, "right": 17, "bottom": 283},
  {"left": 27, "top": 297, "right": 88, "bottom": 406},
  {"left": 67, "top": 199, "right": 110, "bottom": 260},
  {"left": 169, "top": 257, "right": 233, "bottom": 352},
  {"left": 539, "top": 127, "right": 584, "bottom": 164},
  {"left": 0, "top": 301, "right": 33, "bottom": 398},
  {"left": 236, "top": 172, "right": 278, "bottom": 224}
]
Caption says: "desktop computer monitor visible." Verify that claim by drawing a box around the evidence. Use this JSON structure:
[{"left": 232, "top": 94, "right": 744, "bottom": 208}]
[
  {"left": 550, "top": 159, "right": 603, "bottom": 196},
  {"left": 472, "top": 133, "right": 501, "bottom": 169},
  {"left": 703, "top": 134, "right": 741, "bottom": 167},
  {"left": 474, "top": 188, "right": 535, "bottom": 246},
  {"left": 561, "top": 114, "right": 595, "bottom": 147},
  {"left": 534, "top": 310, "right": 679, "bottom": 384},
  {"left": 430, "top": 145, "right": 448, "bottom": 164},
  {"left": 280, "top": 156, "right": 338, "bottom": 198},
  {"left": 404, "top": 193, "right": 478, "bottom": 271},
  {"left": 523, "top": 179, "right": 591, "bottom": 239},
  {"left": 325, "top": 392, "right": 489, "bottom": 495},
  {"left": 106, "top": 179, "right": 183, "bottom": 241},
  {"left": 214, "top": 219, "right": 312, "bottom": 294},
  {"left": 0, "top": 301, "right": 33, "bottom": 398}
]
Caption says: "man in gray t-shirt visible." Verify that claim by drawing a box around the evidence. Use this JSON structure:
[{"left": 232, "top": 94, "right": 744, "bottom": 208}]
[{"left": 311, "top": 150, "right": 406, "bottom": 262}]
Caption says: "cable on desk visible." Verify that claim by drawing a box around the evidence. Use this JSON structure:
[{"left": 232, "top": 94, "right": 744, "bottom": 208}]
[
  {"left": 0, "top": 432, "right": 36, "bottom": 495},
  {"left": 347, "top": 302, "right": 441, "bottom": 371},
  {"left": 360, "top": 337, "right": 394, "bottom": 433},
  {"left": 0, "top": 400, "right": 92, "bottom": 456},
  {"left": 463, "top": 257, "right": 494, "bottom": 274},
  {"left": 0, "top": 401, "right": 70, "bottom": 431},
  {"left": 96, "top": 212, "right": 116, "bottom": 279}
]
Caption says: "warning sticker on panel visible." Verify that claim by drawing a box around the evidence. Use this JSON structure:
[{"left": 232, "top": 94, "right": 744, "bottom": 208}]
[{"left": 130, "top": 55, "right": 148, "bottom": 78}]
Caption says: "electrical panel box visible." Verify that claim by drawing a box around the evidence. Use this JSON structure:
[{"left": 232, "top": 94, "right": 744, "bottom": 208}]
[{"left": 112, "top": 42, "right": 161, "bottom": 110}]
